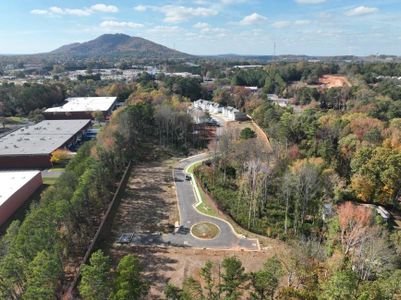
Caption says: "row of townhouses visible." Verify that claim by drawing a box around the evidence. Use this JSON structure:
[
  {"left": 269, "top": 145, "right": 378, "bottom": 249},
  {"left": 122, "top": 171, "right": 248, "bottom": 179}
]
[{"left": 193, "top": 99, "right": 247, "bottom": 121}]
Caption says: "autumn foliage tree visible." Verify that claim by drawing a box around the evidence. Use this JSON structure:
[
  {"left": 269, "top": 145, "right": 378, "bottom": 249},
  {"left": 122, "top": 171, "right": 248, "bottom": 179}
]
[
  {"left": 338, "top": 202, "right": 373, "bottom": 255},
  {"left": 351, "top": 147, "right": 401, "bottom": 205},
  {"left": 337, "top": 202, "right": 396, "bottom": 280},
  {"left": 50, "top": 149, "right": 72, "bottom": 164}
]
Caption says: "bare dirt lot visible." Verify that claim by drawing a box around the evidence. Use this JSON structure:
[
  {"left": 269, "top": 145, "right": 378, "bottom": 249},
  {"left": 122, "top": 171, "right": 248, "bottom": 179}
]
[
  {"left": 113, "top": 246, "right": 274, "bottom": 299},
  {"left": 108, "top": 153, "right": 180, "bottom": 239},
  {"left": 319, "top": 75, "right": 352, "bottom": 88}
]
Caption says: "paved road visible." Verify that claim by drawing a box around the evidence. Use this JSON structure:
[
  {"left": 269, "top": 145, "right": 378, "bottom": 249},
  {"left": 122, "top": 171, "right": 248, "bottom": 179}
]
[{"left": 159, "top": 154, "right": 259, "bottom": 250}]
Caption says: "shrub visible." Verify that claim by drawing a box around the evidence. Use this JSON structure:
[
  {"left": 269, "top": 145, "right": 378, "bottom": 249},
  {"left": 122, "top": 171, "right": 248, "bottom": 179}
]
[{"left": 240, "top": 127, "right": 256, "bottom": 139}]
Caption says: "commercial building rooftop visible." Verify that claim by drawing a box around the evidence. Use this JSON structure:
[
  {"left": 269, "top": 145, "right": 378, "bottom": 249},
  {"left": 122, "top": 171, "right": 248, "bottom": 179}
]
[
  {"left": 0, "top": 171, "right": 41, "bottom": 206},
  {"left": 45, "top": 97, "right": 117, "bottom": 113},
  {"left": 0, "top": 119, "right": 91, "bottom": 156}
]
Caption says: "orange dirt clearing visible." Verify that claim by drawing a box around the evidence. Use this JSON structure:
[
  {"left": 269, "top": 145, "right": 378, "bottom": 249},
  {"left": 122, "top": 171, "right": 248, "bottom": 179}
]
[{"left": 319, "top": 75, "right": 351, "bottom": 88}]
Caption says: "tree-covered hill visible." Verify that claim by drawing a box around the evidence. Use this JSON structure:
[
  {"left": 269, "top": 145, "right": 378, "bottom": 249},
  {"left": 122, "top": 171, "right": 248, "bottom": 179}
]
[{"left": 50, "top": 33, "right": 192, "bottom": 60}]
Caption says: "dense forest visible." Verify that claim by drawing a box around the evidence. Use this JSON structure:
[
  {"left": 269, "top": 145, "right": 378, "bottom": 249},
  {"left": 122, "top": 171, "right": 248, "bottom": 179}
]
[
  {"left": 192, "top": 62, "right": 401, "bottom": 298},
  {"left": 0, "top": 83, "right": 65, "bottom": 116}
]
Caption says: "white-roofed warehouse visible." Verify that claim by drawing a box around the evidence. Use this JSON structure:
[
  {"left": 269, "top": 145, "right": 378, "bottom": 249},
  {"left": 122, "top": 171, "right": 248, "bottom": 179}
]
[
  {"left": 0, "top": 171, "right": 42, "bottom": 225},
  {"left": 0, "top": 119, "right": 91, "bottom": 169},
  {"left": 44, "top": 97, "right": 117, "bottom": 120}
]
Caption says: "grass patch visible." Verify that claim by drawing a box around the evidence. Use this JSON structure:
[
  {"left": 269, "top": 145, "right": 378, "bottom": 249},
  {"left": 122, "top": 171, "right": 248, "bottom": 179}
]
[
  {"left": 186, "top": 161, "right": 202, "bottom": 174},
  {"left": 47, "top": 167, "right": 66, "bottom": 172},
  {"left": 191, "top": 222, "right": 220, "bottom": 239},
  {"left": 196, "top": 187, "right": 218, "bottom": 217},
  {"left": 6, "top": 116, "right": 27, "bottom": 124},
  {"left": 185, "top": 161, "right": 218, "bottom": 217},
  {"left": 42, "top": 177, "right": 58, "bottom": 185}
]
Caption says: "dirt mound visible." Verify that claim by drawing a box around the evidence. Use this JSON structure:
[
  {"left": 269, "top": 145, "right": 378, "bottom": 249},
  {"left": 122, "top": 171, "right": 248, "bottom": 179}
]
[{"left": 319, "top": 75, "right": 351, "bottom": 88}]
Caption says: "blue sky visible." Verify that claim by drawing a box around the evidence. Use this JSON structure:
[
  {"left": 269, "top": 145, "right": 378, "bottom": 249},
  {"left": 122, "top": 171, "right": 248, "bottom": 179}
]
[{"left": 0, "top": 0, "right": 400, "bottom": 56}]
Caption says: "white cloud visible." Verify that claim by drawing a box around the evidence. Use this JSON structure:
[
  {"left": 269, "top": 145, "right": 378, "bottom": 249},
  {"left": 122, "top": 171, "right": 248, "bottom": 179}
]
[
  {"left": 345, "top": 6, "right": 378, "bottom": 17},
  {"left": 193, "top": 22, "right": 226, "bottom": 35},
  {"left": 295, "top": 0, "right": 326, "bottom": 4},
  {"left": 147, "top": 25, "right": 183, "bottom": 34},
  {"left": 268, "top": 19, "right": 312, "bottom": 29},
  {"left": 100, "top": 20, "right": 144, "bottom": 29},
  {"left": 193, "top": 0, "right": 211, "bottom": 5},
  {"left": 132, "top": 4, "right": 218, "bottom": 23},
  {"left": 90, "top": 4, "right": 119, "bottom": 13},
  {"left": 30, "top": 9, "right": 48, "bottom": 15},
  {"left": 157, "top": 5, "right": 218, "bottom": 23},
  {"left": 240, "top": 13, "right": 268, "bottom": 25},
  {"left": 30, "top": 3, "right": 119, "bottom": 17},
  {"left": 220, "top": 0, "right": 249, "bottom": 4},
  {"left": 193, "top": 22, "right": 210, "bottom": 30},
  {"left": 64, "top": 8, "right": 92, "bottom": 17},
  {"left": 134, "top": 5, "right": 147, "bottom": 12},
  {"left": 272, "top": 21, "right": 291, "bottom": 28},
  {"left": 49, "top": 7, "right": 65, "bottom": 15},
  {"left": 294, "top": 19, "right": 311, "bottom": 25}
]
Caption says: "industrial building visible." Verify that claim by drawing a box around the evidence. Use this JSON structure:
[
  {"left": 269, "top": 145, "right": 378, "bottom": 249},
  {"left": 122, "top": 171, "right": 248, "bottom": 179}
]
[
  {"left": 0, "top": 171, "right": 42, "bottom": 226},
  {"left": 44, "top": 97, "right": 118, "bottom": 119},
  {"left": 0, "top": 119, "right": 91, "bottom": 169}
]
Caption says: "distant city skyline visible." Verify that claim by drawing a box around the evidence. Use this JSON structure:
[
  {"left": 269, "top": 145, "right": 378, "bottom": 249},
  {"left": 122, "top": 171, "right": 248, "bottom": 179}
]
[{"left": 0, "top": 0, "right": 400, "bottom": 56}]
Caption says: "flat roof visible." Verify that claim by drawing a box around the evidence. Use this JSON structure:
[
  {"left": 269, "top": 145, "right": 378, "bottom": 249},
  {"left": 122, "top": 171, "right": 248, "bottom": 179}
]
[
  {"left": 0, "top": 119, "right": 91, "bottom": 156},
  {"left": 45, "top": 97, "right": 117, "bottom": 113},
  {"left": 0, "top": 171, "right": 41, "bottom": 206}
]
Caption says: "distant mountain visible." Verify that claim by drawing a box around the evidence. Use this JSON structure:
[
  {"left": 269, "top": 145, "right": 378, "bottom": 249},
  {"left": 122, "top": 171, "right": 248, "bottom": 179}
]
[{"left": 50, "top": 34, "right": 192, "bottom": 59}]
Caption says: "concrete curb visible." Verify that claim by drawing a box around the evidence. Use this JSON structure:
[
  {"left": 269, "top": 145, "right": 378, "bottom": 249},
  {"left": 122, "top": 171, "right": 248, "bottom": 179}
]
[{"left": 189, "top": 222, "right": 221, "bottom": 241}]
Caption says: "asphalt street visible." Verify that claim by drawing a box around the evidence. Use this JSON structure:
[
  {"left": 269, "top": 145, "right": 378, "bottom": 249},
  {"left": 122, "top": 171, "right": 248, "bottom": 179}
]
[{"left": 160, "top": 153, "right": 259, "bottom": 250}]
